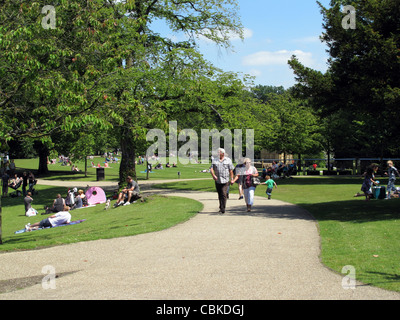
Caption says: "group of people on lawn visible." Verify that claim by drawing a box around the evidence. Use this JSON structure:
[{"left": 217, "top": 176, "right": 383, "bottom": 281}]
[
  {"left": 355, "top": 160, "right": 399, "bottom": 201},
  {"left": 261, "top": 160, "right": 297, "bottom": 180},
  {"left": 18, "top": 152, "right": 400, "bottom": 233},
  {"left": 24, "top": 193, "right": 73, "bottom": 232},
  {"left": 24, "top": 187, "right": 88, "bottom": 217},
  {"left": 2, "top": 170, "right": 36, "bottom": 198},
  {"left": 23, "top": 175, "right": 142, "bottom": 231}
]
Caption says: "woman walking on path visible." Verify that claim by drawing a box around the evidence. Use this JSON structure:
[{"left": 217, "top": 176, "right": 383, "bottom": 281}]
[{"left": 232, "top": 158, "right": 259, "bottom": 212}]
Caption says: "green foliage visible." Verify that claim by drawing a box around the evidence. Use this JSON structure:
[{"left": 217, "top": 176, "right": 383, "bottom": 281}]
[
  {"left": 0, "top": 0, "right": 132, "bottom": 147},
  {"left": 289, "top": 0, "right": 400, "bottom": 157},
  {"left": 0, "top": 0, "right": 246, "bottom": 181},
  {"left": 250, "top": 87, "right": 321, "bottom": 158}
]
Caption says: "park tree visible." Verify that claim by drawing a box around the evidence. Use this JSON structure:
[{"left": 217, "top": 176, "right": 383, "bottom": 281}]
[
  {"left": 0, "top": 0, "right": 143, "bottom": 181},
  {"left": 251, "top": 85, "right": 286, "bottom": 104},
  {"left": 289, "top": 0, "right": 400, "bottom": 158},
  {"left": 0, "top": 0, "right": 244, "bottom": 242},
  {"left": 258, "top": 92, "right": 320, "bottom": 164},
  {"left": 0, "top": 0, "right": 129, "bottom": 144},
  {"left": 98, "top": 0, "right": 244, "bottom": 183},
  {"left": 165, "top": 70, "right": 272, "bottom": 161}
]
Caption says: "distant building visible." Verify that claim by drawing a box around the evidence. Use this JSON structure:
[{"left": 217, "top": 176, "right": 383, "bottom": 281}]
[{"left": 260, "top": 150, "right": 294, "bottom": 164}]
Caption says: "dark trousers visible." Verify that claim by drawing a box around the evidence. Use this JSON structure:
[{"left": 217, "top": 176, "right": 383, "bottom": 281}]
[{"left": 215, "top": 182, "right": 229, "bottom": 213}]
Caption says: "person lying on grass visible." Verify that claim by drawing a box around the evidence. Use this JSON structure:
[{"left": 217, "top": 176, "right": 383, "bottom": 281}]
[{"left": 25, "top": 205, "right": 71, "bottom": 232}]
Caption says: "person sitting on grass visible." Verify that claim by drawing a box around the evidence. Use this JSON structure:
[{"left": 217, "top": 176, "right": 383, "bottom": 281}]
[
  {"left": 25, "top": 206, "right": 71, "bottom": 231},
  {"left": 77, "top": 189, "right": 88, "bottom": 206},
  {"left": 24, "top": 191, "right": 33, "bottom": 210},
  {"left": 73, "top": 193, "right": 83, "bottom": 209},
  {"left": 114, "top": 176, "right": 141, "bottom": 207},
  {"left": 360, "top": 164, "right": 379, "bottom": 201},
  {"left": 44, "top": 194, "right": 66, "bottom": 214}
]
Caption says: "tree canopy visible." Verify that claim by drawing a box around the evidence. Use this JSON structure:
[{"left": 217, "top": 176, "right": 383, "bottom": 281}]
[{"left": 289, "top": 0, "right": 400, "bottom": 158}]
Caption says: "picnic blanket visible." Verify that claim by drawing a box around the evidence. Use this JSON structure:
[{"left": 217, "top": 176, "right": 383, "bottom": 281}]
[{"left": 14, "top": 220, "right": 86, "bottom": 234}]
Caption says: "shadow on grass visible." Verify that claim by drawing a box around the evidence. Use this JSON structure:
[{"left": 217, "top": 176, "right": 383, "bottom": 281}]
[
  {"left": 298, "top": 199, "right": 400, "bottom": 223},
  {"left": 1, "top": 185, "right": 67, "bottom": 211},
  {"left": 366, "top": 271, "right": 400, "bottom": 284}
]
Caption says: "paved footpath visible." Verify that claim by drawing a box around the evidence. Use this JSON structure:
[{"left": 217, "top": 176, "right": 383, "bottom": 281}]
[{"left": 1, "top": 179, "right": 399, "bottom": 300}]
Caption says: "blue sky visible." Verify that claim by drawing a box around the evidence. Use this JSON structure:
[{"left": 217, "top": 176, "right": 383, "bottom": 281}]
[
  {"left": 198, "top": 0, "right": 332, "bottom": 88},
  {"left": 153, "top": 0, "right": 332, "bottom": 89}
]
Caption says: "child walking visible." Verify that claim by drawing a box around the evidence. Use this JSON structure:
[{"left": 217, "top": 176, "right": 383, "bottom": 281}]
[
  {"left": 264, "top": 175, "right": 277, "bottom": 200},
  {"left": 385, "top": 160, "right": 399, "bottom": 199}
]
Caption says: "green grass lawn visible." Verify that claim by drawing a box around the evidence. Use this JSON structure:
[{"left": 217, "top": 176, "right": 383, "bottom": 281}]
[
  {"left": 0, "top": 184, "right": 202, "bottom": 252},
  {"left": 154, "top": 176, "right": 400, "bottom": 293}
]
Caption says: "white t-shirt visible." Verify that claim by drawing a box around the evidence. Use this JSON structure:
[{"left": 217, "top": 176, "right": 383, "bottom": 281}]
[{"left": 49, "top": 211, "right": 71, "bottom": 227}]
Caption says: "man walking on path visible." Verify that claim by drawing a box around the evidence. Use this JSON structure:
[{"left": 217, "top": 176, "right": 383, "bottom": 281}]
[{"left": 210, "top": 148, "right": 234, "bottom": 214}]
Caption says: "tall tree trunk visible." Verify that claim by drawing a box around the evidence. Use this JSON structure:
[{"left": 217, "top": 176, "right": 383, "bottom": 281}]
[
  {"left": 34, "top": 141, "right": 49, "bottom": 174},
  {"left": 119, "top": 128, "right": 137, "bottom": 186}
]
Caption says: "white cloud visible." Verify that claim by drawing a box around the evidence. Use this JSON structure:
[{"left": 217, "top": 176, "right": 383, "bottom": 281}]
[{"left": 242, "top": 50, "right": 315, "bottom": 67}]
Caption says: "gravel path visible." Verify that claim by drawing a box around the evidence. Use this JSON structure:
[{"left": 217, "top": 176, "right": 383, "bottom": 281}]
[{"left": 1, "top": 179, "right": 399, "bottom": 300}]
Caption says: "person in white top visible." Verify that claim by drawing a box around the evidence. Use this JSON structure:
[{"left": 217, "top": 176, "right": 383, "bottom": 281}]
[
  {"left": 25, "top": 206, "right": 71, "bottom": 231},
  {"left": 232, "top": 158, "right": 259, "bottom": 212}
]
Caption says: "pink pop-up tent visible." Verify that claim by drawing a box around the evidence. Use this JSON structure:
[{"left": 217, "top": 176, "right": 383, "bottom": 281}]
[{"left": 85, "top": 187, "right": 107, "bottom": 205}]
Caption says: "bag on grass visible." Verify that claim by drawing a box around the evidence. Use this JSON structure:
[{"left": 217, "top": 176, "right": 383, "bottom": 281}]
[{"left": 26, "top": 208, "right": 38, "bottom": 217}]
